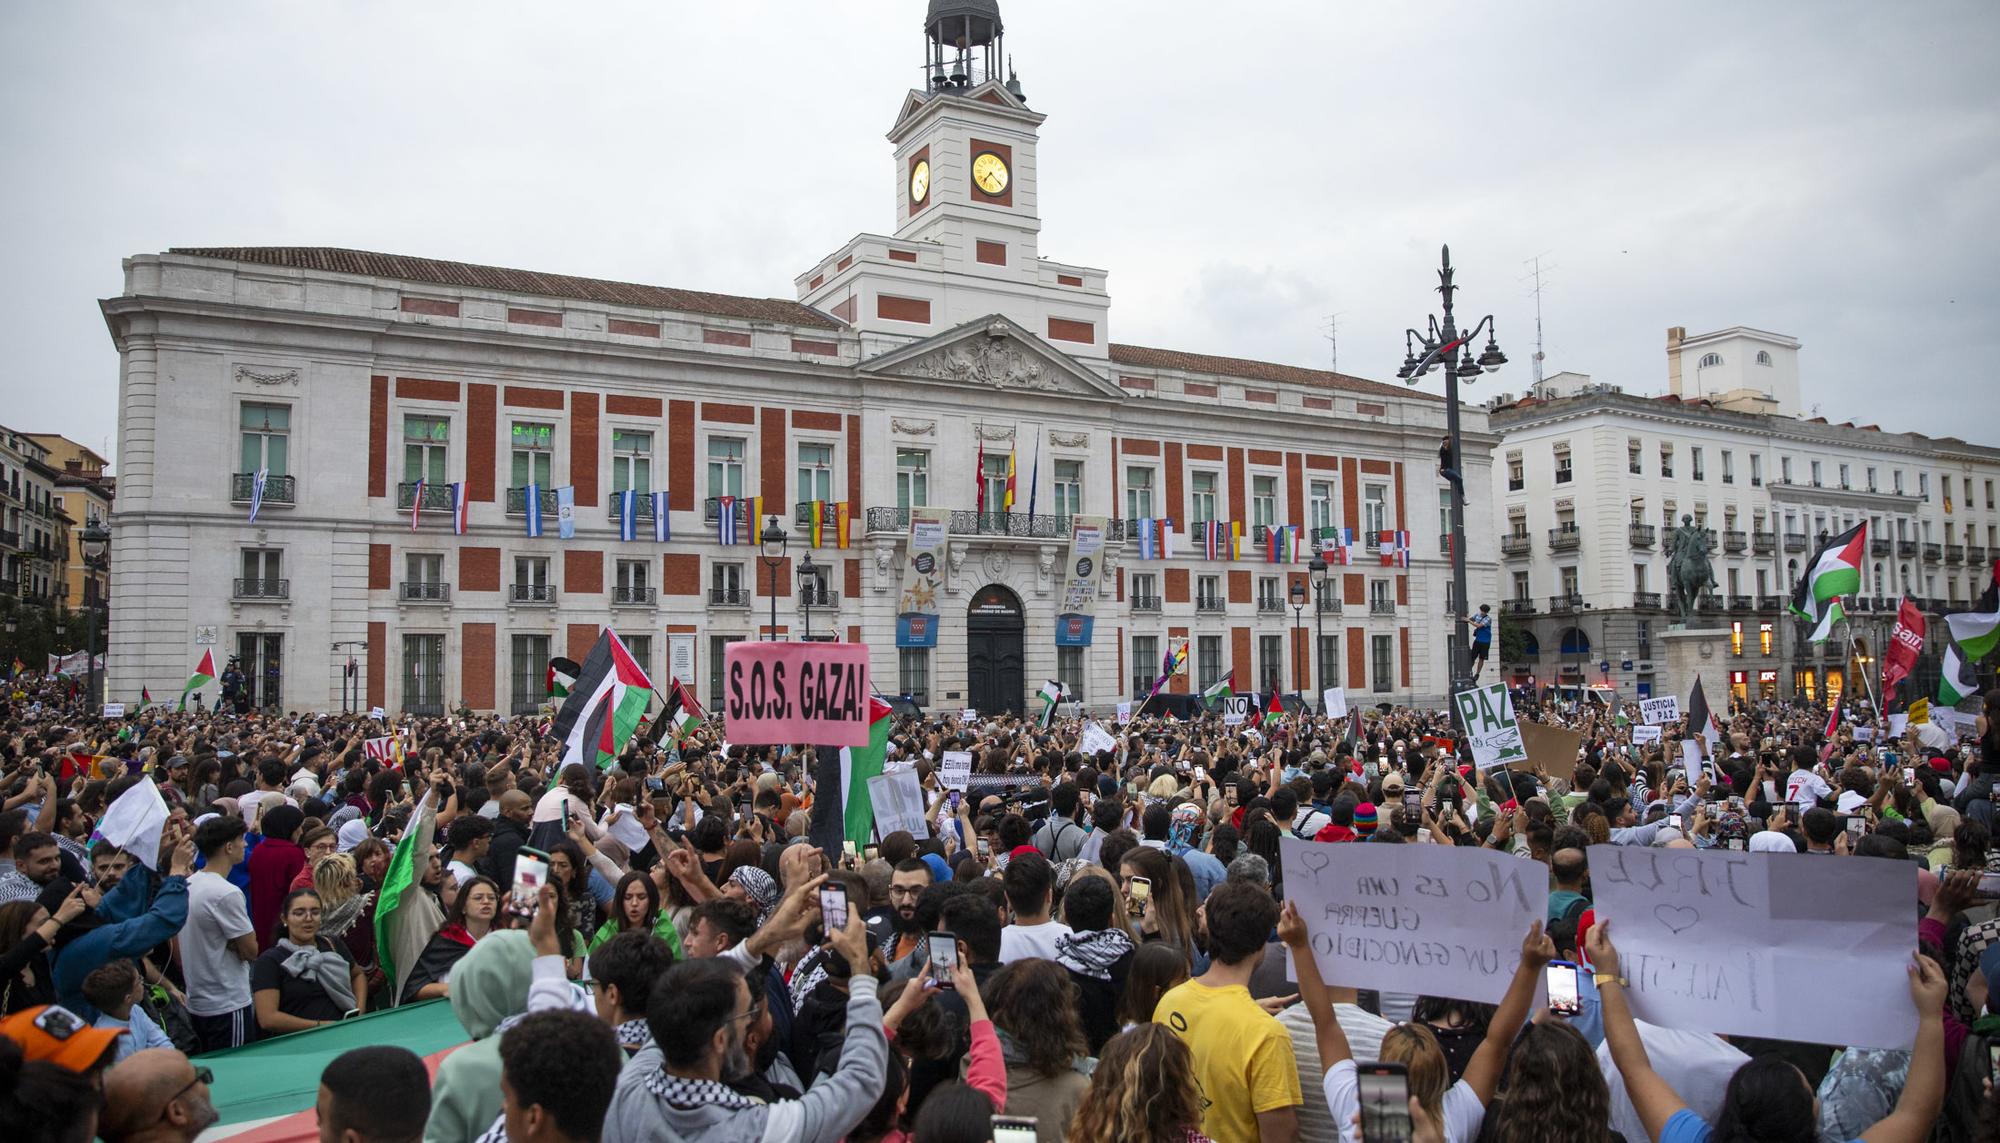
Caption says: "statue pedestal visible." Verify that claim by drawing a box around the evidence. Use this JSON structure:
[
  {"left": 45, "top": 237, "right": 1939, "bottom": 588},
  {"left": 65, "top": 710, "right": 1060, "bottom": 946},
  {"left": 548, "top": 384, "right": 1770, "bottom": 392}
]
[{"left": 1658, "top": 626, "right": 1731, "bottom": 702}]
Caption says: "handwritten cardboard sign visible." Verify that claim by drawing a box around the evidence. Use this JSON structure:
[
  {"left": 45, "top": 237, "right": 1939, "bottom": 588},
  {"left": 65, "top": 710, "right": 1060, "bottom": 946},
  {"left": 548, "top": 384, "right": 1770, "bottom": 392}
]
[
  {"left": 1079, "top": 721, "right": 1118, "bottom": 756},
  {"left": 1513, "top": 720, "right": 1581, "bottom": 783},
  {"left": 1584, "top": 844, "right": 1916, "bottom": 1048},
  {"left": 939, "top": 751, "right": 973, "bottom": 792},
  {"left": 1640, "top": 696, "right": 1680, "bottom": 726},
  {"left": 1281, "top": 837, "right": 1545, "bottom": 1004},
  {"left": 1116, "top": 701, "right": 1133, "bottom": 724},
  {"left": 866, "top": 767, "right": 927, "bottom": 838},
  {"left": 722, "top": 642, "right": 871, "bottom": 747},
  {"left": 1322, "top": 688, "right": 1348, "bottom": 718},
  {"left": 1630, "top": 724, "right": 1663, "bottom": 745},
  {"left": 1221, "top": 695, "right": 1250, "bottom": 726},
  {"left": 1453, "top": 684, "right": 1525, "bottom": 770}
]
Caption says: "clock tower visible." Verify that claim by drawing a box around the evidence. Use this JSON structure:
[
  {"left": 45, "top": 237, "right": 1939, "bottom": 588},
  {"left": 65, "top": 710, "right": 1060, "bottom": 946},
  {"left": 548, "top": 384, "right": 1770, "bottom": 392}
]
[{"left": 796, "top": 0, "right": 1110, "bottom": 363}]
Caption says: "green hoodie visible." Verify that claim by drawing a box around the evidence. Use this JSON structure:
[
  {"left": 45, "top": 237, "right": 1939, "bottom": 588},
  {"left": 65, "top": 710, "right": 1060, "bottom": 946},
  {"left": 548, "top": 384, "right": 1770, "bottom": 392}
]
[{"left": 425, "top": 931, "right": 535, "bottom": 1143}]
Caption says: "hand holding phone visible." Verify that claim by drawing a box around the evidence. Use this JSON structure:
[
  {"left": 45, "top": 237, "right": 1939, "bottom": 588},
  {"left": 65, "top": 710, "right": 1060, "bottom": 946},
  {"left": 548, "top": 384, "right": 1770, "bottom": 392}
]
[
  {"left": 509, "top": 851, "right": 549, "bottom": 918},
  {"left": 818, "top": 883, "right": 849, "bottom": 934},
  {"left": 927, "top": 931, "right": 960, "bottom": 989},
  {"left": 1546, "top": 960, "right": 1582, "bottom": 1017},
  {"left": 1355, "top": 1062, "right": 1413, "bottom": 1142}
]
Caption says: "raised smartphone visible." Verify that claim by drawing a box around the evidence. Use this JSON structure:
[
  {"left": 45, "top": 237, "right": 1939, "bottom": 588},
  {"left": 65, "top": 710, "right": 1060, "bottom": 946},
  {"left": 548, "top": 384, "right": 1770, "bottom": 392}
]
[
  {"left": 1356, "top": 1062, "right": 1413, "bottom": 1143},
  {"left": 1546, "top": 960, "right": 1581, "bottom": 1017},
  {"left": 818, "top": 883, "right": 848, "bottom": 934},
  {"left": 927, "top": 931, "right": 959, "bottom": 988}
]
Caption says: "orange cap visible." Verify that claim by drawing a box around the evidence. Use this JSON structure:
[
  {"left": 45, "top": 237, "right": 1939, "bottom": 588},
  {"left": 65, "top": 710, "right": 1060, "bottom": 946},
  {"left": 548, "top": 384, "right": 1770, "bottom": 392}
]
[{"left": 0, "top": 1005, "right": 124, "bottom": 1074}]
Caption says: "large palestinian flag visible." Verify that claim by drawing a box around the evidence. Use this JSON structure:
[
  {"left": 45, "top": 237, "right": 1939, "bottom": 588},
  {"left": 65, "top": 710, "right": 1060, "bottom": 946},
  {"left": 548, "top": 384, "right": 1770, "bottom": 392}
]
[
  {"left": 840, "top": 695, "right": 895, "bottom": 852},
  {"left": 1940, "top": 642, "right": 1979, "bottom": 707},
  {"left": 550, "top": 630, "right": 656, "bottom": 771},
  {"left": 1945, "top": 559, "right": 2000, "bottom": 664},
  {"left": 177, "top": 649, "right": 217, "bottom": 711},
  {"left": 642, "top": 677, "right": 706, "bottom": 747},
  {"left": 1789, "top": 523, "right": 1866, "bottom": 644}
]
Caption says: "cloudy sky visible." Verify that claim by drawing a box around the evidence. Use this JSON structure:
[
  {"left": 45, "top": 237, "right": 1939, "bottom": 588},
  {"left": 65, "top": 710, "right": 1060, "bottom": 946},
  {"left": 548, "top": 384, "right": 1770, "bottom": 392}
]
[{"left": 4, "top": 1, "right": 1995, "bottom": 463}]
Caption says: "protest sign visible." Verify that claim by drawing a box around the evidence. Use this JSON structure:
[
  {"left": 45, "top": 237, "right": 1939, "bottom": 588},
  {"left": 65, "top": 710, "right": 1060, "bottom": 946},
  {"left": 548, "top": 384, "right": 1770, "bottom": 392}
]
[
  {"left": 1513, "top": 720, "right": 1581, "bottom": 782},
  {"left": 101, "top": 703, "right": 125, "bottom": 719},
  {"left": 1281, "top": 837, "right": 1545, "bottom": 1004},
  {"left": 722, "top": 642, "right": 871, "bottom": 747},
  {"left": 369, "top": 706, "right": 386, "bottom": 720},
  {"left": 866, "top": 768, "right": 927, "bottom": 838},
  {"left": 1322, "top": 688, "right": 1348, "bottom": 718},
  {"left": 1639, "top": 696, "right": 1680, "bottom": 725},
  {"left": 362, "top": 736, "right": 399, "bottom": 763},
  {"left": 1629, "top": 724, "right": 1663, "bottom": 745},
  {"left": 1079, "top": 721, "right": 1118, "bottom": 756},
  {"left": 939, "top": 751, "right": 973, "bottom": 792},
  {"left": 1116, "top": 701, "right": 1133, "bottom": 724},
  {"left": 1680, "top": 739, "right": 1705, "bottom": 773},
  {"left": 1221, "top": 695, "right": 1250, "bottom": 726},
  {"left": 1585, "top": 844, "right": 1916, "bottom": 1048},
  {"left": 1888, "top": 712, "right": 1908, "bottom": 737},
  {"left": 1852, "top": 727, "right": 1876, "bottom": 742},
  {"left": 1451, "top": 684, "right": 1525, "bottom": 770},
  {"left": 959, "top": 708, "right": 977, "bottom": 722}
]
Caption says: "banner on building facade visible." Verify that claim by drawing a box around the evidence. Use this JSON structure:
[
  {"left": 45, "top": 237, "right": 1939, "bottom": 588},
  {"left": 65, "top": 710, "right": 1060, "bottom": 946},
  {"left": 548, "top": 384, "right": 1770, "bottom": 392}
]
[
  {"left": 896, "top": 508, "right": 949, "bottom": 648},
  {"left": 1055, "top": 514, "right": 1106, "bottom": 647}
]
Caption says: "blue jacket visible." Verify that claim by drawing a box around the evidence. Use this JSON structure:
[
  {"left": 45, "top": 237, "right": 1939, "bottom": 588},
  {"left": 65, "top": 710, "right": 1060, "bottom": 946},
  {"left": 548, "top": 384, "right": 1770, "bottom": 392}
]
[{"left": 52, "top": 869, "right": 190, "bottom": 1014}]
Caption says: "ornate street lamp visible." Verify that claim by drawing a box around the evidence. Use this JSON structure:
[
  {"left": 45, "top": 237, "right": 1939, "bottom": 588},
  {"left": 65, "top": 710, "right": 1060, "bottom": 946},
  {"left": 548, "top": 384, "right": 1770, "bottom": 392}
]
[
  {"left": 1289, "top": 579, "right": 1307, "bottom": 700},
  {"left": 799, "top": 551, "right": 819, "bottom": 641},
  {"left": 79, "top": 520, "right": 110, "bottom": 707},
  {"left": 760, "top": 516, "right": 789, "bottom": 641},
  {"left": 1308, "top": 553, "right": 1330, "bottom": 704}
]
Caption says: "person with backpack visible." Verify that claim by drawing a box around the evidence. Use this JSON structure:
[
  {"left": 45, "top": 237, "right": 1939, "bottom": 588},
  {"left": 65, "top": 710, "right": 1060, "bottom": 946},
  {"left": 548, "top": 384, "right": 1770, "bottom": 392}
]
[{"left": 1029, "top": 782, "right": 1085, "bottom": 862}]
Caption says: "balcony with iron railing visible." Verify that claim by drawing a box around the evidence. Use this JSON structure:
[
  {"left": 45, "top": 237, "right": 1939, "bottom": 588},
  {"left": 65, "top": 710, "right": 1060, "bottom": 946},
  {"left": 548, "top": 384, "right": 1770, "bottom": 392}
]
[
  {"left": 1549, "top": 593, "right": 1583, "bottom": 613},
  {"left": 709, "top": 587, "right": 750, "bottom": 607},
  {"left": 1723, "top": 531, "right": 1747, "bottom": 553},
  {"left": 1854, "top": 596, "right": 1878, "bottom": 613},
  {"left": 233, "top": 577, "right": 289, "bottom": 600},
  {"left": 506, "top": 486, "right": 557, "bottom": 517},
  {"left": 612, "top": 585, "right": 657, "bottom": 606},
  {"left": 1870, "top": 537, "right": 1892, "bottom": 557},
  {"left": 1633, "top": 591, "right": 1662, "bottom": 610},
  {"left": 231, "top": 472, "right": 296, "bottom": 506},
  {"left": 1752, "top": 532, "right": 1776, "bottom": 556},
  {"left": 603, "top": 491, "right": 660, "bottom": 520},
  {"left": 1946, "top": 543, "right": 1965, "bottom": 564},
  {"left": 1195, "top": 594, "right": 1225, "bottom": 613},
  {"left": 398, "top": 482, "right": 456, "bottom": 512},
  {"left": 1316, "top": 593, "right": 1342, "bottom": 614},
  {"left": 1369, "top": 598, "right": 1397, "bottom": 616},
  {"left": 0, "top": 529, "right": 15, "bottom": 549},
  {"left": 1923, "top": 542, "right": 1942, "bottom": 562},
  {"left": 1897, "top": 539, "right": 1918, "bottom": 557},
  {"left": 511, "top": 583, "right": 557, "bottom": 605},
  {"left": 1256, "top": 598, "right": 1285, "bottom": 615},
  {"left": 1784, "top": 532, "right": 1808, "bottom": 553},
  {"left": 1548, "top": 527, "right": 1581, "bottom": 552},
  {"left": 1501, "top": 534, "right": 1531, "bottom": 557},
  {"left": 1504, "top": 598, "right": 1537, "bottom": 615},
  {"left": 1698, "top": 594, "right": 1721, "bottom": 612},
  {"left": 1971, "top": 545, "right": 1989, "bottom": 566},
  {"left": 1131, "top": 594, "right": 1161, "bottom": 612},
  {"left": 1628, "top": 524, "right": 1656, "bottom": 548},
  {"left": 799, "top": 584, "right": 837, "bottom": 608},
  {"left": 1728, "top": 594, "right": 1753, "bottom": 610},
  {"left": 399, "top": 581, "right": 451, "bottom": 603},
  {"left": 858, "top": 506, "right": 1131, "bottom": 542},
  {"left": 1757, "top": 594, "right": 1785, "bottom": 611}
]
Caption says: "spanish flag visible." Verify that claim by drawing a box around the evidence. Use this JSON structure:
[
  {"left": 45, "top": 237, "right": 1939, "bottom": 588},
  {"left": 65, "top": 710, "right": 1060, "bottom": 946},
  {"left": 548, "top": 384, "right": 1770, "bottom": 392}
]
[
  {"left": 835, "top": 502, "right": 851, "bottom": 549},
  {"left": 810, "top": 501, "right": 825, "bottom": 548},
  {"left": 1003, "top": 449, "right": 1017, "bottom": 512}
]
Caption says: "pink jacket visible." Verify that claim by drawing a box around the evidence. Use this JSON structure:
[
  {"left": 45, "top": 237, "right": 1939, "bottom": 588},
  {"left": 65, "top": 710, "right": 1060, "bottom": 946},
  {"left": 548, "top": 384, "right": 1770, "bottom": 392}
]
[{"left": 875, "top": 1018, "right": 1008, "bottom": 1143}]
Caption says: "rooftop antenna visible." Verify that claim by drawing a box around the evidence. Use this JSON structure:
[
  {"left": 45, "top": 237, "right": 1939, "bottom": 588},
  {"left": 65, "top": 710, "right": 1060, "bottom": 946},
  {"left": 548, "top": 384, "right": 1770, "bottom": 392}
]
[
  {"left": 1323, "top": 312, "right": 1343, "bottom": 373},
  {"left": 1522, "top": 253, "right": 1554, "bottom": 389}
]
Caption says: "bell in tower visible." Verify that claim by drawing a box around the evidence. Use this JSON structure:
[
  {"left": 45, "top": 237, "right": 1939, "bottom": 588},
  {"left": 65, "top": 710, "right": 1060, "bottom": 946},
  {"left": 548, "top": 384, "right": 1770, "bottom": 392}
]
[{"left": 925, "top": 0, "right": 1010, "bottom": 95}]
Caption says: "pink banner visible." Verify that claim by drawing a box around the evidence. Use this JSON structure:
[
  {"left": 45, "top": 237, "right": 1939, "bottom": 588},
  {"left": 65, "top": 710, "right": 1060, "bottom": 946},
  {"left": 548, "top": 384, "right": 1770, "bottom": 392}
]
[{"left": 723, "top": 641, "right": 873, "bottom": 747}]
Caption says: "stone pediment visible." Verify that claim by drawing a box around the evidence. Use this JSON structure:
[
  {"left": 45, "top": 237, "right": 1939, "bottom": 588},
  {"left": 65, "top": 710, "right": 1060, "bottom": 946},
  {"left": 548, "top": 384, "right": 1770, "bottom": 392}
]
[{"left": 862, "top": 314, "right": 1123, "bottom": 400}]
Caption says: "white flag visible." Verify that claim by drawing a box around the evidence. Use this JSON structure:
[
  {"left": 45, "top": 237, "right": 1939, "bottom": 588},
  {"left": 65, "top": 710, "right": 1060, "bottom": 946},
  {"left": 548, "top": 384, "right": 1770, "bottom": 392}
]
[{"left": 96, "top": 779, "right": 170, "bottom": 871}]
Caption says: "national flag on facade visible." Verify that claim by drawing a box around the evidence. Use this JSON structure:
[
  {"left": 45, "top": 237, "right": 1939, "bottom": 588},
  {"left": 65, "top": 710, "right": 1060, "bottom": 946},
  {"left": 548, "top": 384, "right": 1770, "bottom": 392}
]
[
  {"left": 1230, "top": 521, "right": 1243, "bottom": 561},
  {"left": 546, "top": 655, "right": 581, "bottom": 698},
  {"left": 556, "top": 485, "right": 576, "bottom": 540},
  {"left": 248, "top": 468, "right": 268, "bottom": 523},
  {"left": 1940, "top": 642, "right": 1979, "bottom": 706},
  {"left": 717, "top": 495, "right": 739, "bottom": 546},
  {"left": 652, "top": 491, "right": 671, "bottom": 542},
  {"left": 840, "top": 695, "right": 895, "bottom": 852},
  {"left": 375, "top": 789, "right": 444, "bottom": 1005},
  {"left": 1379, "top": 531, "right": 1410, "bottom": 568},
  {"left": 810, "top": 501, "right": 825, "bottom": 548},
  {"left": 177, "top": 649, "right": 217, "bottom": 711},
  {"left": 1882, "top": 597, "right": 1925, "bottom": 695},
  {"left": 1138, "top": 518, "right": 1160, "bottom": 560},
  {"left": 1003, "top": 449, "right": 1017, "bottom": 512},
  {"left": 1266, "top": 525, "right": 1285, "bottom": 564},
  {"left": 1026, "top": 436, "right": 1041, "bottom": 518},
  {"left": 1790, "top": 522, "right": 1866, "bottom": 643},
  {"left": 835, "top": 501, "right": 851, "bottom": 548},
  {"left": 1037, "top": 679, "right": 1063, "bottom": 728},
  {"left": 1945, "top": 559, "right": 2000, "bottom": 662},
  {"left": 524, "top": 482, "right": 544, "bottom": 537},
  {"left": 409, "top": 478, "right": 426, "bottom": 531},
  {"left": 976, "top": 439, "right": 987, "bottom": 514},
  {"left": 450, "top": 482, "right": 468, "bottom": 535},
  {"left": 618, "top": 489, "right": 638, "bottom": 542},
  {"left": 1203, "top": 671, "right": 1234, "bottom": 705},
  {"left": 551, "top": 630, "right": 657, "bottom": 771},
  {"left": 1203, "top": 520, "right": 1222, "bottom": 561}
]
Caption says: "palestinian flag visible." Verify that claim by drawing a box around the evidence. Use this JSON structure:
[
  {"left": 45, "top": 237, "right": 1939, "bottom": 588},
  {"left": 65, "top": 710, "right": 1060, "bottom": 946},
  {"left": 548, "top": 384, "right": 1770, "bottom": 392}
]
[
  {"left": 177, "top": 649, "right": 217, "bottom": 711},
  {"left": 546, "top": 656, "right": 581, "bottom": 698},
  {"left": 375, "top": 789, "right": 444, "bottom": 1005},
  {"left": 1940, "top": 642, "right": 1979, "bottom": 706},
  {"left": 135, "top": 686, "right": 153, "bottom": 713},
  {"left": 643, "top": 677, "right": 706, "bottom": 746},
  {"left": 1945, "top": 559, "right": 2000, "bottom": 662},
  {"left": 550, "top": 631, "right": 657, "bottom": 771},
  {"left": 1037, "top": 679, "right": 1063, "bottom": 729},
  {"left": 1789, "top": 522, "right": 1866, "bottom": 644},
  {"left": 1203, "top": 671, "right": 1235, "bottom": 705},
  {"left": 1686, "top": 675, "right": 1719, "bottom": 749},
  {"left": 840, "top": 695, "right": 894, "bottom": 852}
]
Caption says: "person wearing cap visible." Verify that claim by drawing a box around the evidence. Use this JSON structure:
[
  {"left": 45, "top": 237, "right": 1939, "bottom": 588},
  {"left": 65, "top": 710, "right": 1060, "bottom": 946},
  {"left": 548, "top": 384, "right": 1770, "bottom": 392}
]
[
  {"left": 1352, "top": 802, "right": 1379, "bottom": 839},
  {"left": 98, "top": 1047, "right": 219, "bottom": 1143},
  {"left": 0, "top": 1002, "right": 123, "bottom": 1076}
]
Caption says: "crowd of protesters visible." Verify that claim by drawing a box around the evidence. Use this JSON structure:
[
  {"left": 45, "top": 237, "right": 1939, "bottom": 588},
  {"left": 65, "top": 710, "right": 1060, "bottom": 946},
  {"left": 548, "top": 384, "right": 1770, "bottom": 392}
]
[{"left": 1, "top": 665, "right": 1997, "bottom": 1143}]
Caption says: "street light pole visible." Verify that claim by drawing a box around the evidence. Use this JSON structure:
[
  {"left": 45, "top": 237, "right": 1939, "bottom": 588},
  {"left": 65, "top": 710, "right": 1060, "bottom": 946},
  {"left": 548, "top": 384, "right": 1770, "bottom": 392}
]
[
  {"left": 799, "top": 552, "right": 818, "bottom": 641},
  {"left": 79, "top": 520, "right": 110, "bottom": 709},
  {"left": 1309, "top": 554, "right": 1328, "bottom": 704},
  {"left": 1397, "top": 245, "right": 1506, "bottom": 706},
  {"left": 1289, "top": 580, "right": 1307, "bottom": 701},
  {"left": 759, "top": 516, "right": 789, "bottom": 642}
]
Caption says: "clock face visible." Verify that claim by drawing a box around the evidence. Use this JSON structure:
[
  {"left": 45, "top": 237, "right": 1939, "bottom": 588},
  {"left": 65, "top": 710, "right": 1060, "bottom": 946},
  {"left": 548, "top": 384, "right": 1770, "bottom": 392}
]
[
  {"left": 909, "top": 159, "right": 931, "bottom": 204},
  {"left": 971, "top": 151, "right": 1010, "bottom": 197}
]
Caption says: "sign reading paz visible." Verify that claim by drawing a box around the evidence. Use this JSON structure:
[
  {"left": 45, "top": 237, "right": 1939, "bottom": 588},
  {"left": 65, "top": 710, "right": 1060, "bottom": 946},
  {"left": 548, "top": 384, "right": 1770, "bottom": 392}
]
[
  {"left": 1452, "top": 684, "right": 1525, "bottom": 769},
  {"left": 723, "top": 642, "right": 872, "bottom": 747},
  {"left": 1585, "top": 844, "right": 1917, "bottom": 1049},
  {"left": 1281, "top": 837, "right": 1544, "bottom": 1004}
]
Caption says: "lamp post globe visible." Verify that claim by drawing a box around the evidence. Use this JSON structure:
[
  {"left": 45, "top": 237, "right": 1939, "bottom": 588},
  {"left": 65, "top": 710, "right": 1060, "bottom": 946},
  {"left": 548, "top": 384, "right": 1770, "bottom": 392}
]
[
  {"left": 759, "top": 517, "right": 788, "bottom": 641},
  {"left": 799, "top": 551, "right": 818, "bottom": 641},
  {"left": 1308, "top": 554, "right": 1328, "bottom": 706}
]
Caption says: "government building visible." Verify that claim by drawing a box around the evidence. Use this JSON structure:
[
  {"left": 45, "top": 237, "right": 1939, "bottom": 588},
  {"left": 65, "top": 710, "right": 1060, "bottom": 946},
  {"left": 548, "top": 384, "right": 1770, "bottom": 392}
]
[
  {"left": 1489, "top": 325, "right": 2000, "bottom": 707},
  {"left": 101, "top": 1, "right": 1497, "bottom": 716}
]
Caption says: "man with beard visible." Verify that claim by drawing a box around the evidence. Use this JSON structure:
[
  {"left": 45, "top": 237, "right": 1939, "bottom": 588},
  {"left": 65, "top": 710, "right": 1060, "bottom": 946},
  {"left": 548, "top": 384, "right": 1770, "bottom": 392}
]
[
  {"left": 880, "top": 859, "right": 931, "bottom": 970},
  {"left": 602, "top": 888, "right": 883, "bottom": 1143},
  {"left": 99, "top": 1048, "right": 220, "bottom": 1143}
]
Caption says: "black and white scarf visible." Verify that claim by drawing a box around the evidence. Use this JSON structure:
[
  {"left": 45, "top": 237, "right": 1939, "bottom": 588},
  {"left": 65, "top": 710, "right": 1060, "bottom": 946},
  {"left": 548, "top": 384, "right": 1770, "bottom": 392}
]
[
  {"left": 642, "top": 1069, "right": 761, "bottom": 1111},
  {"left": 616, "top": 1017, "right": 651, "bottom": 1052},
  {"left": 1055, "top": 927, "right": 1135, "bottom": 981}
]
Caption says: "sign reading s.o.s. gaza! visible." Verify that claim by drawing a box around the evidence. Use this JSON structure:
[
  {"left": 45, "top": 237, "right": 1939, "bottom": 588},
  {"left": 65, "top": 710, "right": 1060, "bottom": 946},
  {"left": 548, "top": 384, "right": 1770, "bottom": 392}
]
[{"left": 723, "top": 642, "right": 872, "bottom": 747}]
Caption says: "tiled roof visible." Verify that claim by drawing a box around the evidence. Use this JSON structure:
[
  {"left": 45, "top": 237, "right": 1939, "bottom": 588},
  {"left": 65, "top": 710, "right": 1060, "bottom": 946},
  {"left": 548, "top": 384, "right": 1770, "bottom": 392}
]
[
  {"left": 166, "top": 247, "right": 842, "bottom": 329},
  {"left": 1108, "top": 343, "right": 1431, "bottom": 401}
]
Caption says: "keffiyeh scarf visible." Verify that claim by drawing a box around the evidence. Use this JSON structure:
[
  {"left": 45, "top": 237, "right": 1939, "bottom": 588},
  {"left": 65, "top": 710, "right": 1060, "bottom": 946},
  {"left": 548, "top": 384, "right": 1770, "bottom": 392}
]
[
  {"left": 728, "top": 867, "right": 778, "bottom": 928},
  {"left": 643, "top": 1069, "right": 761, "bottom": 1111},
  {"left": 1055, "top": 927, "right": 1135, "bottom": 981},
  {"left": 275, "top": 937, "right": 356, "bottom": 1013}
]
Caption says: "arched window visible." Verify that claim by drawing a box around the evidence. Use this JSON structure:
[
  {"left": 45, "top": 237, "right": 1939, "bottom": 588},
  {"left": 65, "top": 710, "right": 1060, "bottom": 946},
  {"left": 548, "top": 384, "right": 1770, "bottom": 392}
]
[
  {"left": 1517, "top": 631, "right": 1541, "bottom": 658},
  {"left": 1558, "top": 627, "right": 1592, "bottom": 656},
  {"left": 1755, "top": 350, "right": 1773, "bottom": 365},
  {"left": 1698, "top": 353, "right": 1723, "bottom": 368}
]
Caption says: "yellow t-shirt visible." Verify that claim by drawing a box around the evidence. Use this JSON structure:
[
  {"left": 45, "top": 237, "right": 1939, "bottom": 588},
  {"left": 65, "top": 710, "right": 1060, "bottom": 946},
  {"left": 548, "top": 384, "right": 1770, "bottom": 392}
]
[{"left": 1155, "top": 978, "right": 1302, "bottom": 1143}]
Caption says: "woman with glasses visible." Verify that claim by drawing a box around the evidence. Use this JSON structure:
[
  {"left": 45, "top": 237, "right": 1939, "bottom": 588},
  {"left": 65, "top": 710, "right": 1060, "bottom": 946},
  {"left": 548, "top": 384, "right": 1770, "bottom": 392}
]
[
  {"left": 289, "top": 827, "right": 338, "bottom": 890},
  {"left": 251, "top": 887, "right": 365, "bottom": 1035}
]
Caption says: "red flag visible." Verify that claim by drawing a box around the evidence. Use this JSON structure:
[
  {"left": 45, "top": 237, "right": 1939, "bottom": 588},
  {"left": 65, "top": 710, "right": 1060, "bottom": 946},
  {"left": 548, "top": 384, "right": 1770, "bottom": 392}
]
[
  {"left": 1881, "top": 596, "right": 1925, "bottom": 695},
  {"left": 975, "top": 438, "right": 987, "bottom": 514}
]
